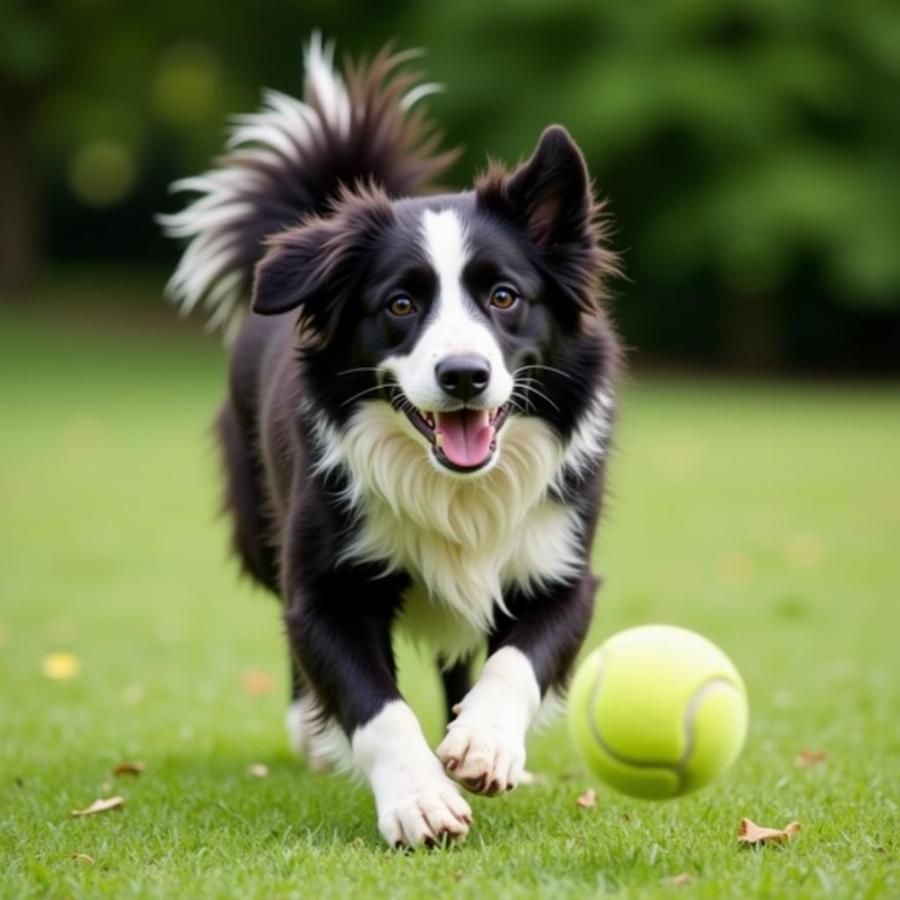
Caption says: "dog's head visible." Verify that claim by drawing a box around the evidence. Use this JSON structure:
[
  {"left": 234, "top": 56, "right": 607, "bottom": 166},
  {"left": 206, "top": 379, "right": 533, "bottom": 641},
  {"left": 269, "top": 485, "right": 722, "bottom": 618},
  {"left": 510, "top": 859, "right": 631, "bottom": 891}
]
[{"left": 253, "top": 126, "right": 618, "bottom": 476}]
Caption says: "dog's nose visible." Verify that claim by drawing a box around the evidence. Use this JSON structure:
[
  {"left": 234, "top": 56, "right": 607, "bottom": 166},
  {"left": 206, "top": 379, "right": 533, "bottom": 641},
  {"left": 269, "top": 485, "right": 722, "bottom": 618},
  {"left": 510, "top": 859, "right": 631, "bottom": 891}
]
[{"left": 435, "top": 355, "right": 491, "bottom": 403}]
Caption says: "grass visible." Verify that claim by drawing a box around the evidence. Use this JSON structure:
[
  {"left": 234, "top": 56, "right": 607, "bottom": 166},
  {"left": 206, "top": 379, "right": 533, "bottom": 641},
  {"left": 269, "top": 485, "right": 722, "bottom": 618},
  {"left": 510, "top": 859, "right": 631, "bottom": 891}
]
[{"left": 1, "top": 304, "right": 898, "bottom": 898}]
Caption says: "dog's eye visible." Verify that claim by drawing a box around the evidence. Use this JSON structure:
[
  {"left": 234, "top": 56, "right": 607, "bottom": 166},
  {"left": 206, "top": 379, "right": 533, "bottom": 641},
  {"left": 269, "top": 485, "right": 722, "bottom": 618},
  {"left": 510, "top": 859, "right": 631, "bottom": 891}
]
[
  {"left": 386, "top": 294, "right": 417, "bottom": 317},
  {"left": 490, "top": 285, "right": 519, "bottom": 310}
]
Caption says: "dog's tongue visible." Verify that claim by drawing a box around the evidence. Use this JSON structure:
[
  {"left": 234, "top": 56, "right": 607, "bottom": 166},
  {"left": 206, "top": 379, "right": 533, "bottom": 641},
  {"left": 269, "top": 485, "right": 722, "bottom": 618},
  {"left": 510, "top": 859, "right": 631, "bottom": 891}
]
[{"left": 436, "top": 409, "right": 493, "bottom": 468}]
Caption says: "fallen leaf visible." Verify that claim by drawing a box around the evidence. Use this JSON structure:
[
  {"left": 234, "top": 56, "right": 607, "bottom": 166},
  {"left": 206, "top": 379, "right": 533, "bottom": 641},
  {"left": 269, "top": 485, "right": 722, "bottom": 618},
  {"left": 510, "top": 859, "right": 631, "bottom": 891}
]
[
  {"left": 42, "top": 652, "right": 81, "bottom": 680},
  {"left": 246, "top": 763, "right": 269, "bottom": 778},
  {"left": 71, "top": 853, "right": 95, "bottom": 865},
  {"left": 795, "top": 750, "right": 827, "bottom": 768},
  {"left": 71, "top": 796, "right": 124, "bottom": 817},
  {"left": 576, "top": 788, "right": 597, "bottom": 808},
  {"left": 558, "top": 769, "right": 584, "bottom": 782},
  {"left": 113, "top": 761, "right": 145, "bottom": 776},
  {"left": 241, "top": 669, "right": 274, "bottom": 695},
  {"left": 737, "top": 817, "right": 800, "bottom": 845},
  {"left": 663, "top": 873, "right": 694, "bottom": 887}
]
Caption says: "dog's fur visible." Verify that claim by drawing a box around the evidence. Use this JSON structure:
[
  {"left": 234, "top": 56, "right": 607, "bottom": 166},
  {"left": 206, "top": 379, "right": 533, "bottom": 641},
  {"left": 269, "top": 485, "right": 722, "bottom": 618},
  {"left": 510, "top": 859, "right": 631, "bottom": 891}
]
[{"left": 161, "top": 35, "right": 620, "bottom": 848}]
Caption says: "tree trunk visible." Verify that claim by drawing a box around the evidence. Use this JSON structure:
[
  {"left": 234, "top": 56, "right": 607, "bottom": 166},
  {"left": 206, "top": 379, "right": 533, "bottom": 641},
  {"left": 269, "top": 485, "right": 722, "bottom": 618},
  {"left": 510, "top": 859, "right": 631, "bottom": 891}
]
[
  {"left": 0, "top": 84, "right": 38, "bottom": 301},
  {"left": 724, "top": 290, "right": 781, "bottom": 372}
]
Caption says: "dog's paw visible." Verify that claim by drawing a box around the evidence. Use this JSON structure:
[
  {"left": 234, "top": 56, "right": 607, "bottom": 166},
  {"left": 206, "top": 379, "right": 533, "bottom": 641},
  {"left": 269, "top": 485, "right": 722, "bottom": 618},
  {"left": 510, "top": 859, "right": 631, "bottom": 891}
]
[
  {"left": 377, "top": 777, "right": 472, "bottom": 849},
  {"left": 437, "top": 718, "right": 527, "bottom": 796},
  {"left": 285, "top": 700, "right": 341, "bottom": 772}
]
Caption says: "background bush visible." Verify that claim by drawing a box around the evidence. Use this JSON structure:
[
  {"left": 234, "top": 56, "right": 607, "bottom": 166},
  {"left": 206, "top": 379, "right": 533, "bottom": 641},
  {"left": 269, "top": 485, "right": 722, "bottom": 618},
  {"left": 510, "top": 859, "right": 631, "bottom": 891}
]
[{"left": 2, "top": 0, "right": 898, "bottom": 370}]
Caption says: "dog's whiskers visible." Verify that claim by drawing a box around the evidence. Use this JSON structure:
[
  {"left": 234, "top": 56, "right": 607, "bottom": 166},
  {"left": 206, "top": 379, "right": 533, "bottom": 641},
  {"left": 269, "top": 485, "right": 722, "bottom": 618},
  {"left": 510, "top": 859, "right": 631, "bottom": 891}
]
[
  {"left": 517, "top": 377, "right": 560, "bottom": 412},
  {"left": 513, "top": 364, "right": 573, "bottom": 381},
  {"left": 340, "top": 383, "right": 390, "bottom": 408},
  {"left": 335, "top": 366, "right": 383, "bottom": 378},
  {"left": 508, "top": 389, "right": 534, "bottom": 415}
]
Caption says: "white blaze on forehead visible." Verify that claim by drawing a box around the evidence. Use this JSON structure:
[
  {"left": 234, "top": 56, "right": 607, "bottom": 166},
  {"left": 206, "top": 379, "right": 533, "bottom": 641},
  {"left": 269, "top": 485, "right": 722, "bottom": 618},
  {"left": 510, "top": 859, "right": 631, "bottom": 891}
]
[
  {"left": 421, "top": 208, "right": 469, "bottom": 317},
  {"left": 382, "top": 208, "right": 513, "bottom": 411},
  {"left": 419, "top": 209, "right": 495, "bottom": 360}
]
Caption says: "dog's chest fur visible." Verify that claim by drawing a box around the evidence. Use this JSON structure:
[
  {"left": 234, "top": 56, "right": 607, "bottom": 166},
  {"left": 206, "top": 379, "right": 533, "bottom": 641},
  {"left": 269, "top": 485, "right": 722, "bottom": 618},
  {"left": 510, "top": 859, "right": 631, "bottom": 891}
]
[{"left": 314, "top": 402, "right": 585, "bottom": 658}]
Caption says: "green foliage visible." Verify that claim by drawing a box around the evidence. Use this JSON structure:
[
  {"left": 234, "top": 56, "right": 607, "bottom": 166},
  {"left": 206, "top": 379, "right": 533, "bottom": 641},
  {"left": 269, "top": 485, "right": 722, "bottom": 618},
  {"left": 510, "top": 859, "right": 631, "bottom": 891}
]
[
  {"left": 6, "top": 0, "right": 900, "bottom": 361},
  {"left": 414, "top": 0, "right": 900, "bottom": 310},
  {"left": 0, "top": 0, "right": 59, "bottom": 84}
]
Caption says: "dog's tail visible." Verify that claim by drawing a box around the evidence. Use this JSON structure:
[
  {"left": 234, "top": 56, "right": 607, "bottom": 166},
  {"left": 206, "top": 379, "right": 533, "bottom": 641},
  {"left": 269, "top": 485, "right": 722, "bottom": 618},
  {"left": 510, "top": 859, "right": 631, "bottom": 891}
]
[{"left": 158, "top": 33, "right": 457, "bottom": 342}]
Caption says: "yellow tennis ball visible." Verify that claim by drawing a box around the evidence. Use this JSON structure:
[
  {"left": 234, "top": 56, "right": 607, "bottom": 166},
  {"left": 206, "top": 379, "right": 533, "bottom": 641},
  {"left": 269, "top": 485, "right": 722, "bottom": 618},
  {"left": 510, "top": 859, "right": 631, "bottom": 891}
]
[{"left": 568, "top": 625, "right": 748, "bottom": 799}]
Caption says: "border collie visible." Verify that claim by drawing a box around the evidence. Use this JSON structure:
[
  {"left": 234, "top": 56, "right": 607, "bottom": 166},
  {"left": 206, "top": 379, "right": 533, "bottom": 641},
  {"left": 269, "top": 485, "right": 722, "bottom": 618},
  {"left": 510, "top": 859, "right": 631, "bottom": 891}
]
[{"left": 161, "top": 34, "right": 620, "bottom": 848}]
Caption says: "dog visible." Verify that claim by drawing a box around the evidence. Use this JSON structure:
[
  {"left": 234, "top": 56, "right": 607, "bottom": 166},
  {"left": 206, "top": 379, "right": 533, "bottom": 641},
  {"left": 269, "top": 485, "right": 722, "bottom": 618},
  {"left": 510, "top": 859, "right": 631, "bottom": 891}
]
[{"left": 160, "top": 34, "right": 620, "bottom": 848}]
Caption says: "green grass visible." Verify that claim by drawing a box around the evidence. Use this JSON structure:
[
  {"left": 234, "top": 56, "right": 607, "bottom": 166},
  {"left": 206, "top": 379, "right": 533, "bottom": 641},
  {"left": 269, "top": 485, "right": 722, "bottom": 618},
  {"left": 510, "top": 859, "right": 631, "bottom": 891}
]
[{"left": 1, "top": 307, "right": 898, "bottom": 898}]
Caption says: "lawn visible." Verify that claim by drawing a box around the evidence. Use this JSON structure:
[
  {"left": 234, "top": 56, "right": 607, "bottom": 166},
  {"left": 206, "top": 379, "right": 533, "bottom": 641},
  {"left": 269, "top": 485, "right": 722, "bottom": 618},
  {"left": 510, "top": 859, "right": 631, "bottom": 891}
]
[{"left": 1, "top": 304, "right": 898, "bottom": 899}]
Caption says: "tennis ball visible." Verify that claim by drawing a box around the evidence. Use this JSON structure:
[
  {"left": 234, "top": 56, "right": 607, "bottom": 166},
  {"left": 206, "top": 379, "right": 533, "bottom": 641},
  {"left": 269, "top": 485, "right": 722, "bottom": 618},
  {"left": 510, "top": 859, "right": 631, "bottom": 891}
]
[{"left": 568, "top": 625, "right": 748, "bottom": 799}]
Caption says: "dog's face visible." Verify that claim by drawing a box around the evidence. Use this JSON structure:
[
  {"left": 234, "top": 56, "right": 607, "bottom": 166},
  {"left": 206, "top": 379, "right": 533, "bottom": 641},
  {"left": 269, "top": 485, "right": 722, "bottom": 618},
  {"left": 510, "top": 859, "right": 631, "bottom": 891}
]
[{"left": 253, "top": 127, "right": 615, "bottom": 476}]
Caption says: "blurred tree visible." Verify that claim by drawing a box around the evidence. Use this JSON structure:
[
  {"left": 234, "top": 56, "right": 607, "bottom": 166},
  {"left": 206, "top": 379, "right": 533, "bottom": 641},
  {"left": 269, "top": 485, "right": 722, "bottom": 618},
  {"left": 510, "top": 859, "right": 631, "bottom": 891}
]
[
  {"left": 9, "top": 0, "right": 410, "bottom": 291},
  {"left": 9, "top": 0, "right": 900, "bottom": 368},
  {"left": 0, "top": 0, "right": 58, "bottom": 296},
  {"left": 415, "top": 0, "right": 900, "bottom": 368}
]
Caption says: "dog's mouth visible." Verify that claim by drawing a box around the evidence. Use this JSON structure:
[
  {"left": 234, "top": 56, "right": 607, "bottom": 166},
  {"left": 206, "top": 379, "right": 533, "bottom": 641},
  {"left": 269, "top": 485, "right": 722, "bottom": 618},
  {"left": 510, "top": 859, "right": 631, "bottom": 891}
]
[{"left": 405, "top": 405, "right": 510, "bottom": 472}]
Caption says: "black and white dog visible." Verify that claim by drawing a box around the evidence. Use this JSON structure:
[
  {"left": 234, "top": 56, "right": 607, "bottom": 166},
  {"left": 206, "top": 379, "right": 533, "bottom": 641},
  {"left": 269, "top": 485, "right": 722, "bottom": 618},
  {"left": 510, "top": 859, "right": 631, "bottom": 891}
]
[{"left": 161, "top": 35, "right": 620, "bottom": 848}]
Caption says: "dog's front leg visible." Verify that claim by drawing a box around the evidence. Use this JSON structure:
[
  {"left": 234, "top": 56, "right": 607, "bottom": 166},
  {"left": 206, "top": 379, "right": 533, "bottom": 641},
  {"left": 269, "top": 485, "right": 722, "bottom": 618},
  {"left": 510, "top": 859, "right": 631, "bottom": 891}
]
[
  {"left": 437, "top": 573, "right": 598, "bottom": 795},
  {"left": 283, "top": 573, "right": 471, "bottom": 848}
]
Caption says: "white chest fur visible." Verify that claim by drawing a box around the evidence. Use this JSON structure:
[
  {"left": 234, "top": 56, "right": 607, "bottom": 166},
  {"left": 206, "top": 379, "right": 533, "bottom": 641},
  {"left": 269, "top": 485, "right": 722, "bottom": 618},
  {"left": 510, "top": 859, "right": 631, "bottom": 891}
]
[{"left": 312, "top": 400, "right": 606, "bottom": 656}]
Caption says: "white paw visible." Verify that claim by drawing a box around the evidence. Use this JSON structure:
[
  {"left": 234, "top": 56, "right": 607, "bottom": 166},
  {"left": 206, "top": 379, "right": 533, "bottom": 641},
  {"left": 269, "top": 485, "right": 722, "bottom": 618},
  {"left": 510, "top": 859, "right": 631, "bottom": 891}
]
[
  {"left": 286, "top": 700, "right": 345, "bottom": 772},
  {"left": 437, "top": 717, "right": 527, "bottom": 796},
  {"left": 354, "top": 701, "right": 473, "bottom": 849},
  {"left": 376, "top": 773, "right": 473, "bottom": 849}
]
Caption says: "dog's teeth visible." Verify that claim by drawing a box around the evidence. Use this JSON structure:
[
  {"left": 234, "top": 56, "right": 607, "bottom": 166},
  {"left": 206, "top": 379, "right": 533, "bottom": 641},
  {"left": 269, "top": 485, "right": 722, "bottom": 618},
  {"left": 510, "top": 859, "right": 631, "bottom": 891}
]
[{"left": 434, "top": 433, "right": 443, "bottom": 450}]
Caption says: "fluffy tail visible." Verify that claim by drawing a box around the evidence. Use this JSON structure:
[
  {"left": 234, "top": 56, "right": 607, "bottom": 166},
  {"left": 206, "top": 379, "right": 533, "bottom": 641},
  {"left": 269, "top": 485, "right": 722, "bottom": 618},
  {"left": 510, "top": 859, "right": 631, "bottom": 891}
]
[{"left": 159, "top": 33, "right": 457, "bottom": 341}]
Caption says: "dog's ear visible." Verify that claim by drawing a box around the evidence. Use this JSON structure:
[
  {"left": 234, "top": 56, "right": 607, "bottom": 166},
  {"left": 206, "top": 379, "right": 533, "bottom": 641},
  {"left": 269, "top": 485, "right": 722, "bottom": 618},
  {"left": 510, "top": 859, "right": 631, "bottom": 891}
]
[
  {"left": 252, "top": 189, "right": 393, "bottom": 339},
  {"left": 503, "top": 125, "right": 593, "bottom": 250},
  {"left": 477, "top": 126, "right": 615, "bottom": 314}
]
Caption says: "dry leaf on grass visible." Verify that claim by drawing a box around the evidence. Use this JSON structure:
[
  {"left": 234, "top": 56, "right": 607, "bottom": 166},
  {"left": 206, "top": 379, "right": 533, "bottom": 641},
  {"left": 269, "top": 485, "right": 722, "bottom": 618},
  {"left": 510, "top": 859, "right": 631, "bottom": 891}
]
[
  {"left": 71, "top": 796, "right": 124, "bottom": 817},
  {"left": 113, "top": 761, "right": 145, "bottom": 777},
  {"left": 241, "top": 669, "right": 275, "bottom": 695},
  {"left": 737, "top": 817, "right": 800, "bottom": 845},
  {"left": 70, "top": 853, "right": 95, "bottom": 865},
  {"left": 42, "top": 652, "right": 81, "bottom": 680},
  {"left": 246, "top": 763, "right": 269, "bottom": 778},
  {"left": 663, "top": 873, "right": 694, "bottom": 887},
  {"left": 794, "top": 750, "right": 827, "bottom": 768},
  {"left": 576, "top": 788, "right": 597, "bottom": 808}
]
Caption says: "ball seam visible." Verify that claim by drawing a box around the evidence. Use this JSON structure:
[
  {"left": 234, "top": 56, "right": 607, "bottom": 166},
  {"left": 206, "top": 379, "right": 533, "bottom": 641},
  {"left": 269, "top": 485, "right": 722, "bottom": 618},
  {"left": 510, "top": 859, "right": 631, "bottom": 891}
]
[{"left": 585, "top": 658, "right": 741, "bottom": 792}]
